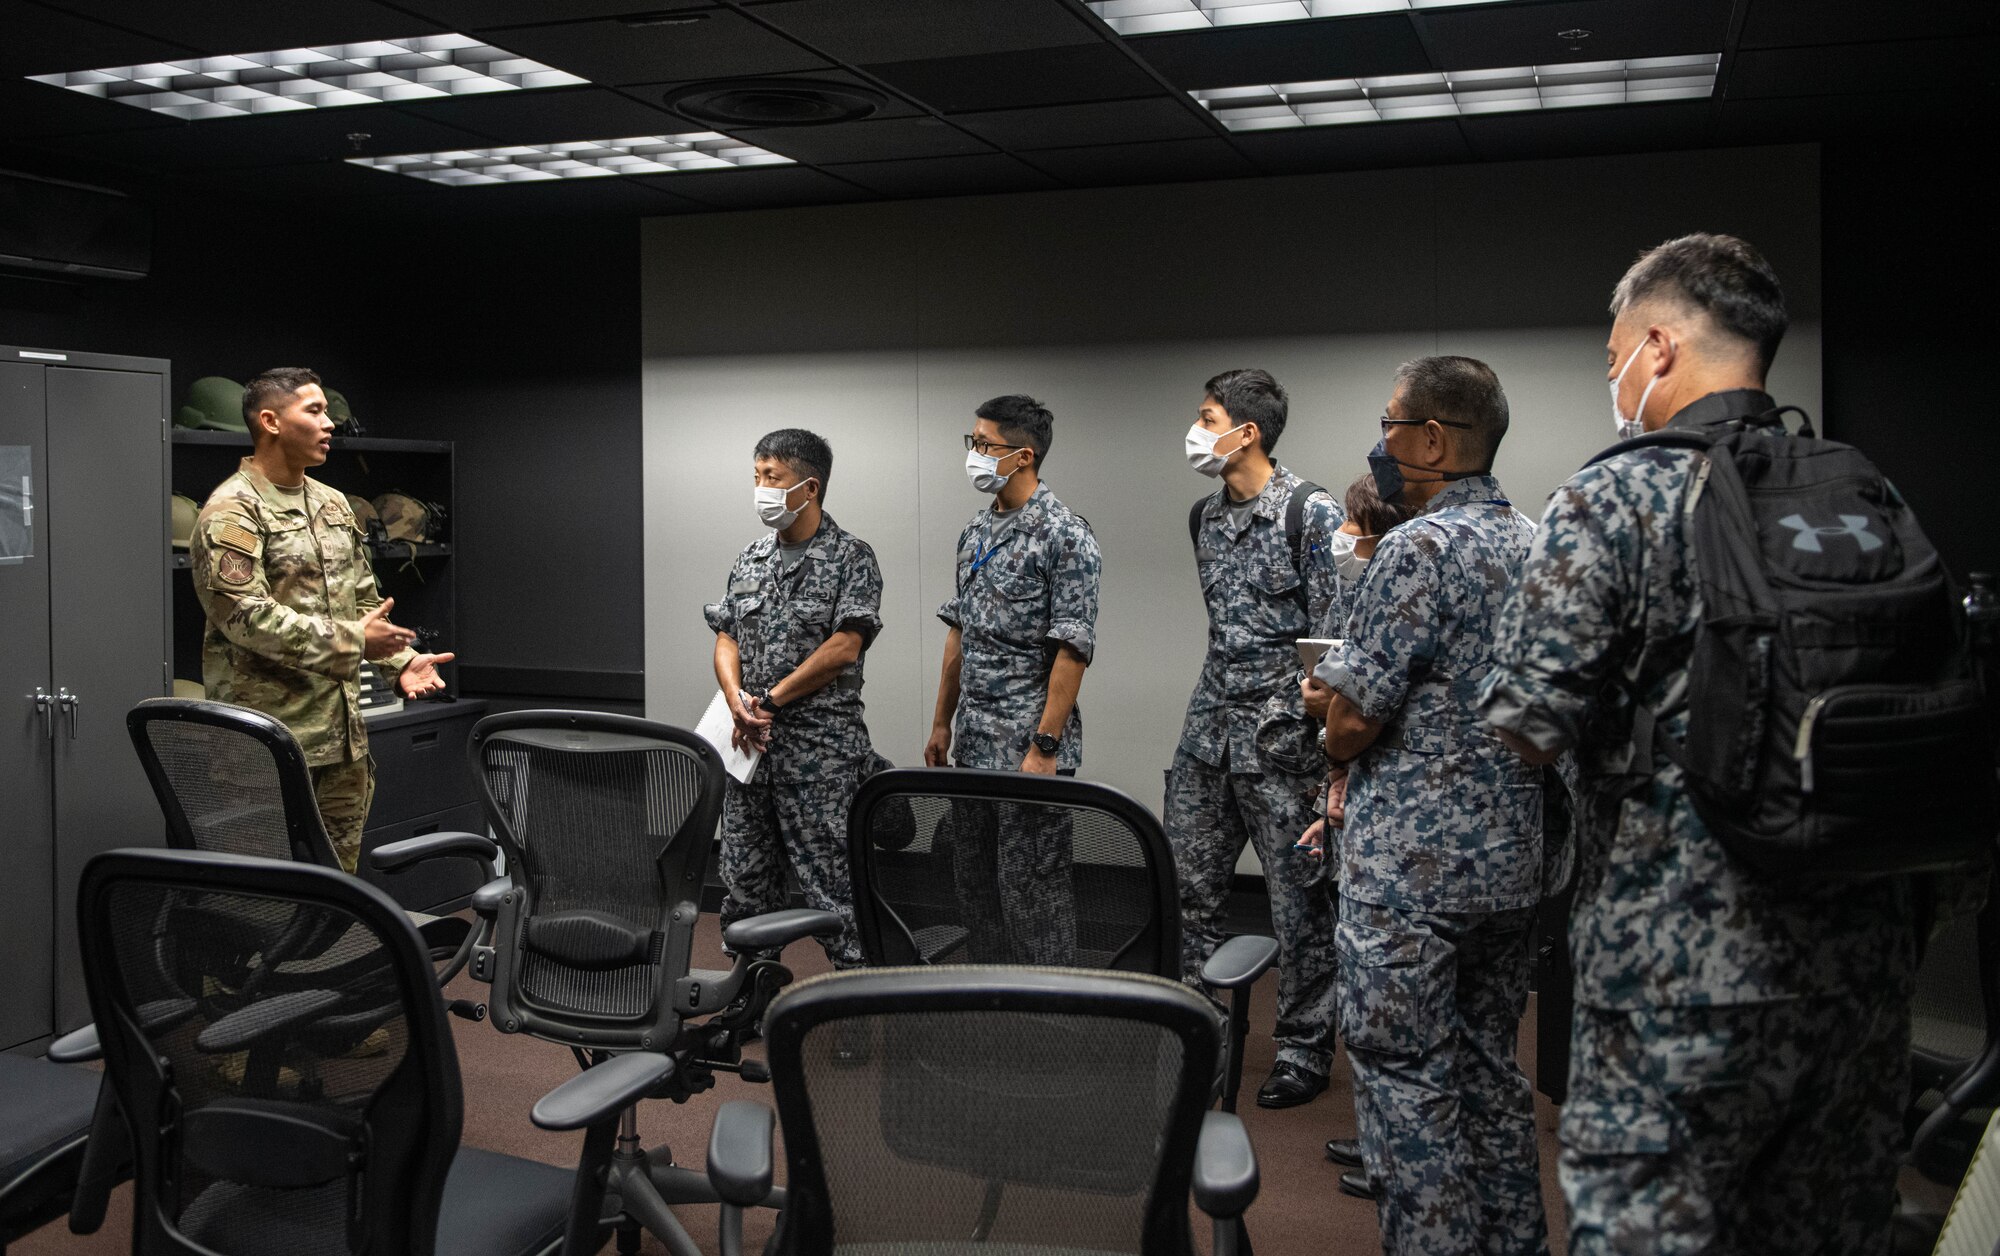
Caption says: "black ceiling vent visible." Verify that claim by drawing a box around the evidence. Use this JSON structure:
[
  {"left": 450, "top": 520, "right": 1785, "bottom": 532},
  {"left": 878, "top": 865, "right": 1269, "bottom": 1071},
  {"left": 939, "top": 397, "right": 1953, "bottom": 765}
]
[{"left": 664, "top": 79, "right": 885, "bottom": 128}]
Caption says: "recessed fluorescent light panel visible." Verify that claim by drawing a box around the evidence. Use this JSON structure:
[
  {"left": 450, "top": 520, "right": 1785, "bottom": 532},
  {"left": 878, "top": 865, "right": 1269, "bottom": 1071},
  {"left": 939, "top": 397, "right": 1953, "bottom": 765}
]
[
  {"left": 346, "top": 134, "right": 793, "bottom": 186},
  {"left": 1090, "top": 0, "right": 1523, "bottom": 36},
  {"left": 1194, "top": 55, "right": 1720, "bottom": 130},
  {"left": 27, "top": 35, "right": 587, "bottom": 120}
]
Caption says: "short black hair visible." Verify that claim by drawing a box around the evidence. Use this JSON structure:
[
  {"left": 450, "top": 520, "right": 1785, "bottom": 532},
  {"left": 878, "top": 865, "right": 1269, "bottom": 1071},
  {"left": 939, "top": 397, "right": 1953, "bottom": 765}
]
[
  {"left": 1610, "top": 232, "right": 1789, "bottom": 373},
  {"left": 753, "top": 428, "right": 832, "bottom": 503},
  {"left": 1203, "top": 368, "right": 1287, "bottom": 454},
  {"left": 1393, "top": 355, "right": 1509, "bottom": 470},
  {"left": 975, "top": 394, "right": 1053, "bottom": 469},
  {"left": 243, "top": 367, "right": 322, "bottom": 431},
  {"left": 1343, "top": 472, "right": 1416, "bottom": 538}
]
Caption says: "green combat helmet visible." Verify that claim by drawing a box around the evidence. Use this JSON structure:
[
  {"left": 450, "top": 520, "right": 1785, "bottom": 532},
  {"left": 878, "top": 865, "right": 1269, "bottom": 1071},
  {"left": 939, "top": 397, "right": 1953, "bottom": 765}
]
[
  {"left": 324, "top": 386, "right": 365, "bottom": 435},
  {"left": 171, "top": 494, "right": 200, "bottom": 550},
  {"left": 174, "top": 376, "right": 247, "bottom": 432}
]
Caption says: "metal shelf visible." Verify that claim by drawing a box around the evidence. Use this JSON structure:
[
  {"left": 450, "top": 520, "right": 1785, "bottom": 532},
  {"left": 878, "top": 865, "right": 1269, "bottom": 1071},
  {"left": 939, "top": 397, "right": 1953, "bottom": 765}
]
[{"left": 170, "top": 429, "right": 451, "bottom": 454}]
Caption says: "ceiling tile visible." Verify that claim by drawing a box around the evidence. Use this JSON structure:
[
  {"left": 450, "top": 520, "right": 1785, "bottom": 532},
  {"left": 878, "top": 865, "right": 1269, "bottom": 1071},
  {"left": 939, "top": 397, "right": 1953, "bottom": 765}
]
[
  {"left": 397, "top": 0, "right": 714, "bottom": 28},
  {"left": 1025, "top": 136, "right": 1255, "bottom": 186},
  {"left": 737, "top": 117, "right": 991, "bottom": 163},
  {"left": 820, "top": 152, "right": 1059, "bottom": 197},
  {"left": 759, "top": 0, "right": 1100, "bottom": 62},
  {"left": 1738, "top": 0, "right": 1996, "bottom": 50},
  {"left": 1715, "top": 89, "right": 1974, "bottom": 145},
  {"left": 1726, "top": 38, "right": 1979, "bottom": 99},
  {"left": 30, "top": 104, "right": 490, "bottom": 171},
  {"left": 620, "top": 67, "right": 924, "bottom": 121},
  {"left": 1459, "top": 99, "right": 1713, "bottom": 163},
  {"left": 1231, "top": 117, "right": 1471, "bottom": 175},
  {"left": 364, "top": 174, "right": 705, "bottom": 219},
  {"left": 477, "top": 11, "right": 830, "bottom": 86},
  {"left": 863, "top": 44, "right": 1164, "bottom": 113},
  {"left": 637, "top": 164, "right": 875, "bottom": 208},
  {"left": 953, "top": 96, "right": 1215, "bottom": 150},
  {"left": 0, "top": 4, "right": 193, "bottom": 76},
  {"left": 41, "top": 0, "right": 444, "bottom": 55},
  {"left": 1, "top": 77, "right": 181, "bottom": 139},
  {"left": 1415, "top": 0, "right": 1734, "bottom": 70},
  {"left": 1125, "top": 15, "right": 1429, "bottom": 90},
  {"left": 392, "top": 86, "right": 685, "bottom": 146}
]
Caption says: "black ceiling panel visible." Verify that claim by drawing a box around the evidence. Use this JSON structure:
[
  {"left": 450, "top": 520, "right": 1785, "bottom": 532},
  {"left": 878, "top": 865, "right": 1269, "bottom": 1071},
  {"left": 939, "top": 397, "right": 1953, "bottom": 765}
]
[
  {"left": 864, "top": 44, "right": 1163, "bottom": 113},
  {"left": 1714, "top": 88, "right": 1973, "bottom": 145},
  {"left": 821, "top": 152, "right": 1059, "bottom": 198},
  {"left": 761, "top": 0, "right": 1100, "bottom": 63},
  {"left": 1738, "top": 0, "right": 1996, "bottom": 50},
  {"left": 29, "top": 103, "right": 490, "bottom": 171},
  {"left": 1416, "top": 0, "right": 1735, "bottom": 70},
  {"left": 621, "top": 67, "right": 925, "bottom": 120},
  {"left": 1726, "top": 38, "right": 1981, "bottom": 99},
  {"left": 396, "top": 0, "right": 716, "bottom": 29},
  {"left": 1, "top": 77, "right": 182, "bottom": 140},
  {"left": 368, "top": 173, "right": 708, "bottom": 219},
  {"left": 953, "top": 96, "right": 1216, "bottom": 150},
  {"left": 1024, "top": 136, "right": 1255, "bottom": 187},
  {"left": 637, "top": 164, "right": 874, "bottom": 208},
  {"left": 40, "top": 0, "right": 444, "bottom": 55},
  {"left": 1230, "top": 118, "right": 1472, "bottom": 176},
  {"left": 391, "top": 87, "right": 685, "bottom": 147},
  {"left": 1460, "top": 100, "right": 1714, "bottom": 163},
  {"left": 1, "top": 3, "right": 194, "bottom": 76},
  {"left": 473, "top": 11, "right": 829, "bottom": 85},
  {"left": 1126, "top": 16, "right": 1429, "bottom": 90},
  {"left": 737, "top": 116, "right": 991, "bottom": 163}
]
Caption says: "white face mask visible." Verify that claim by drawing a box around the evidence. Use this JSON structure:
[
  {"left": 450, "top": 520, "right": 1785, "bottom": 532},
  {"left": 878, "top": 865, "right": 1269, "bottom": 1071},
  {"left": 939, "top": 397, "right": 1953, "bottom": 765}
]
[
  {"left": 1609, "top": 340, "right": 1663, "bottom": 441},
  {"left": 965, "top": 447, "right": 1020, "bottom": 494},
  {"left": 754, "top": 479, "right": 812, "bottom": 530},
  {"left": 1185, "top": 422, "right": 1249, "bottom": 477},
  {"left": 1329, "top": 529, "right": 1376, "bottom": 586}
]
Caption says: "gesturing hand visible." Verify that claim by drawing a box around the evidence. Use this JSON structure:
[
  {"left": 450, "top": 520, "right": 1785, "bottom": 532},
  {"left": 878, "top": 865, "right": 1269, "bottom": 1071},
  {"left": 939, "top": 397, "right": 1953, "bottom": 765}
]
[
  {"left": 397, "top": 652, "right": 456, "bottom": 698},
  {"left": 362, "top": 598, "right": 417, "bottom": 661}
]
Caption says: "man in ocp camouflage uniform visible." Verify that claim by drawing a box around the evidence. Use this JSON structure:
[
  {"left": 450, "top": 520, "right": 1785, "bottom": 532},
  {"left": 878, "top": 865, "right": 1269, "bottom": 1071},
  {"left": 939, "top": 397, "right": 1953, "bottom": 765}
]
[
  {"left": 192, "top": 367, "right": 451, "bottom": 873},
  {"left": 1310, "top": 356, "right": 1547, "bottom": 1253},
  {"left": 707, "top": 429, "right": 882, "bottom": 969},
  {"left": 1481, "top": 234, "right": 1941, "bottom": 1255},
  {"left": 926, "top": 395, "right": 1099, "bottom": 965},
  {"left": 1168, "top": 368, "right": 1344, "bottom": 1109}
]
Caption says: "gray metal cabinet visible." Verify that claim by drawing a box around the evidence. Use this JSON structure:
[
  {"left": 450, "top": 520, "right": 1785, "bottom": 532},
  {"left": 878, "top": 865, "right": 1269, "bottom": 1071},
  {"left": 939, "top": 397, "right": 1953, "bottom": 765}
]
[{"left": 0, "top": 345, "right": 170, "bottom": 1047}]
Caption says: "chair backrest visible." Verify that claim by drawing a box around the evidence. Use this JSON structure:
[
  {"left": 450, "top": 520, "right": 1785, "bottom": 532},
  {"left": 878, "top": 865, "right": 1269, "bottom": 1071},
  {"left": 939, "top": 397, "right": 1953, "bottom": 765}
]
[
  {"left": 848, "top": 768, "right": 1180, "bottom": 977},
  {"left": 762, "top": 966, "right": 1218, "bottom": 1256},
  {"left": 127, "top": 698, "right": 339, "bottom": 867},
  {"left": 77, "top": 847, "right": 462, "bottom": 1256},
  {"left": 469, "top": 710, "right": 724, "bottom": 1050}
]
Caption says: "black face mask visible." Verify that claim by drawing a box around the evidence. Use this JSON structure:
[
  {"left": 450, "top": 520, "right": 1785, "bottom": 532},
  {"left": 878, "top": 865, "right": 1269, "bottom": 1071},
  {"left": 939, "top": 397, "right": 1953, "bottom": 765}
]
[{"left": 1366, "top": 437, "right": 1479, "bottom": 506}]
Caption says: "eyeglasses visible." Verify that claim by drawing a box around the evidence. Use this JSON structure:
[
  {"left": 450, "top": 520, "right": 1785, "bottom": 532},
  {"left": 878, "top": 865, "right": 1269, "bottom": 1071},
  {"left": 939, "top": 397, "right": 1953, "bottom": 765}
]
[
  {"left": 964, "top": 435, "right": 1024, "bottom": 455},
  {"left": 1380, "top": 414, "right": 1473, "bottom": 432}
]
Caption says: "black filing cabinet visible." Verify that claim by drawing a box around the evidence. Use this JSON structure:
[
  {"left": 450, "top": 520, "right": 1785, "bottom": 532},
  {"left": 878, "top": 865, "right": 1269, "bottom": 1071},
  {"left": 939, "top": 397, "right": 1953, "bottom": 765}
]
[{"left": 356, "top": 698, "right": 490, "bottom": 912}]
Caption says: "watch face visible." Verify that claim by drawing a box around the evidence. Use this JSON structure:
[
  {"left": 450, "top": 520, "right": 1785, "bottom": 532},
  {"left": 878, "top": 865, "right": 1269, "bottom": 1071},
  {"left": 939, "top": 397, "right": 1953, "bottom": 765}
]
[{"left": 1033, "top": 733, "right": 1060, "bottom": 753}]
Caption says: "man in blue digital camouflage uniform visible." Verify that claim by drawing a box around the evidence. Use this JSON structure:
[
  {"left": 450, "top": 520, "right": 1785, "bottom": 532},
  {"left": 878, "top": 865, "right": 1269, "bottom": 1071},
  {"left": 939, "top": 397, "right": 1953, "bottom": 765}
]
[
  {"left": 1168, "top": 367, "right": 1345, "bottom": 1109},
  {"left": 927, "top": 395, "right": 1100, "bottom": 964},
  {"left": 1310, "top": 356, "right": 1547, "bottom": 1253},
  {"left": 707, "top": 429, "right": 883, "bottom": 969},
  {"left": 1481, "top": 233, "right": 1940, "bottom": 1254}
]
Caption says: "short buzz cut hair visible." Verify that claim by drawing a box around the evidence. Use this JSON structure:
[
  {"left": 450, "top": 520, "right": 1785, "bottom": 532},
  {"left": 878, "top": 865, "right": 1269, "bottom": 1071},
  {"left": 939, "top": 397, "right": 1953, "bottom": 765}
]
[
  {"left": 753, "top": 428, "right": 833, "bottom": 502},
  {"left": 1393, "top": 355, "right": 1509, "bottom": 470},
  {"left": 243, "top": 367, "right": 322, "bottom": 429},
  {"left": 975, "top": 394, "right": 1054, "bottom": 468},
  {"left": 1610, "top": 232, "right": 1789, "bottom": 373},
  {"left": 1204, "top": 368, "right": 1287, "bottom": 454}
]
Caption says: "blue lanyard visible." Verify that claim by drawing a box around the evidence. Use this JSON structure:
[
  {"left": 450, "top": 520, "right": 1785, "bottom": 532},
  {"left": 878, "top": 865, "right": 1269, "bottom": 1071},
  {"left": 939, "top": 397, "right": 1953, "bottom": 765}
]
[{"left": 967, "top": 538, "right": 1004, "bottom": 579}]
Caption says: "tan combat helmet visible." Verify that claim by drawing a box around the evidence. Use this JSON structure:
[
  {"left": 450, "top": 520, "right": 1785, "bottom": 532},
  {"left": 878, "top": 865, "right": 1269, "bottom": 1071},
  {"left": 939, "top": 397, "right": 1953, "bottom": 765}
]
[{"left": 171, "top": 493, "right": 200, "bottom": 549}]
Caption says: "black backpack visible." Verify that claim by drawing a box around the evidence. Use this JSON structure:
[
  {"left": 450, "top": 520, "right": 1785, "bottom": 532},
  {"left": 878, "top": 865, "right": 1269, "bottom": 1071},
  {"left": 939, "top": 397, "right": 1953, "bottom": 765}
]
[
  {"left": 1187, "top": 480, "right": 1325, "bottom": 617},
  {"left": 1590, "top": 410, "right": 1995, "bottom": 879}
]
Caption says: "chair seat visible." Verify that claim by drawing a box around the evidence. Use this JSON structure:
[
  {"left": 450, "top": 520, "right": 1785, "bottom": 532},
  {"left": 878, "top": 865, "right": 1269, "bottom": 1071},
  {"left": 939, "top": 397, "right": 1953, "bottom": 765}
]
[
  {"left": 0, "top": 1053, "right": 100, "bottom": 1186},
  {"left": 435, "top": 1146, "right": 573, "bottom": 1256}
]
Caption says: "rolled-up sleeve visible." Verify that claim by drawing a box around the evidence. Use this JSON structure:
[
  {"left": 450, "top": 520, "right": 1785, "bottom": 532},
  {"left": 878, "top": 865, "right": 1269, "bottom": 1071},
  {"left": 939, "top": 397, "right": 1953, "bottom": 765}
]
[
  {"left": 835, "top": 540, "right": 885, "bottom": 648},
  {"left": 1045, "top": 517, "right": 1100, "bottom": 665},
  {"left": 1318, "top": 527, "right": 1438, "bottom": 722},
  {"left": 703, "top": 562, "right": 739, "bottom": 637}
]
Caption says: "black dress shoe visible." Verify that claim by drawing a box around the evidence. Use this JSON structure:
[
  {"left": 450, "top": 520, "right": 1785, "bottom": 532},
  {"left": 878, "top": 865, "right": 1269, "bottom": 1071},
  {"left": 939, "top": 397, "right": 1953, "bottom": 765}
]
[
  {"left": 1338, "top": 1169, "right": 1376, "bottom": 1201},
  {"left": 1324, "top": 1137, "right": 1362, "bottom": 1167},
  {"left": 1255, "top": 1061, "right": 1329, "bottom": 1109}
]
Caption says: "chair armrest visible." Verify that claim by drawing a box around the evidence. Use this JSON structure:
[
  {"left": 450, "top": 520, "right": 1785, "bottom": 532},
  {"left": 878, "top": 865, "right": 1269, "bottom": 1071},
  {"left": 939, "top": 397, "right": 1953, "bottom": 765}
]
[
  {"left": 531, "top": 1052, "right": 675, "bottom": 1131},
  {"left": 195, "top": 990, "right": 344, "bottom": 1054},
  {"left": 470, "top": 876, "right": 512, "bottom": 918},
  {"left": 707, "top": 1100, "right": 774, "bottom": 1207},
  {"left": 48, "top": 1022, "right": 101, "bottom": 1064},
  {"left": 722, "top": 908, "right": 844, "bottom": 953},
  {"left": 1193, "top": 1110, "right": 1259, "bottom": 1221},
  {"left": 369, "top": 830, "right": 498, "bottom": 873},
  {"left": 1202, "top": 934, "right": 1279, "bottom": 990}
]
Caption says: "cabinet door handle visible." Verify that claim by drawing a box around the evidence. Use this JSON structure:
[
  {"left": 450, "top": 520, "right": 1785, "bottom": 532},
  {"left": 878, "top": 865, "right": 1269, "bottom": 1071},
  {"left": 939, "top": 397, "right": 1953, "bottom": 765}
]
[
  {"left": 31, "top": 688, "right": 53, "bottom": 739},
  {"left": 56, "top": 687, "right": 78, "bottom": 740}
]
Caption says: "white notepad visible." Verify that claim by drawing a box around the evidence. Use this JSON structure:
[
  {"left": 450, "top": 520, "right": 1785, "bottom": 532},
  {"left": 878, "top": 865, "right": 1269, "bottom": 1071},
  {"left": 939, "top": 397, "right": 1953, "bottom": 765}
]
[
  {"left": 695, "top": 689, "right": 762, "bottom": 784},
  {"left": 1297, "top": 638, "right": 1342, "bottom": 672}
]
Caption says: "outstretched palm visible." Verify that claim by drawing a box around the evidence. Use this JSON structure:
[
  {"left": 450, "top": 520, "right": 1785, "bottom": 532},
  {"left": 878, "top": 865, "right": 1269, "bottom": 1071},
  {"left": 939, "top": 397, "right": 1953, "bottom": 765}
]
[{"left": 398, "top": 651, "right": 456, "bottom": 698}]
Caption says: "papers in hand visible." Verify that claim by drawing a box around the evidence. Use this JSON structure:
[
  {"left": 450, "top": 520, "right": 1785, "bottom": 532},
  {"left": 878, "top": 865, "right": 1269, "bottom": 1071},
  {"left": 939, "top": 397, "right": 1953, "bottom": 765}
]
[
  {"left": 1297, "top": 638, "right": 1342, "bottom": 672},
  {"left": 696, "top": 689, "right": 761, "bottom": 784}
]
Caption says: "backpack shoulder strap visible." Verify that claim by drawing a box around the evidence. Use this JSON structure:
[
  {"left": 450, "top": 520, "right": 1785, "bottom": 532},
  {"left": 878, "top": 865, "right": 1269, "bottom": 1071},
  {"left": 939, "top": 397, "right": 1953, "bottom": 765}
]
[
  {"left": 1284, "top": 480, "right": 1325, "bottom": 616},
  {"left": 1585, "top": 428, "right": 1715, "bottom": 470},
  {"left": 1188, "top": 492, "right": 1221, "bottom": 549}
]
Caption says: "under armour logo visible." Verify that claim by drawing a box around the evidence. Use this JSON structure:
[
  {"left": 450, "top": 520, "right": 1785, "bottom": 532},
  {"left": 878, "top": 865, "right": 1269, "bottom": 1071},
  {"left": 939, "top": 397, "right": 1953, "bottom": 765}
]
[{"left": 1778, "top": 513, "right": 1884, "bottom": 554}]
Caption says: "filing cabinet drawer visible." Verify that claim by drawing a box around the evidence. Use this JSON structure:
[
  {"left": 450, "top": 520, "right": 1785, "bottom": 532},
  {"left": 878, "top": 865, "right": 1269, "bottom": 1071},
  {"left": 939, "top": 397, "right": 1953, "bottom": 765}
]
[
  {"left": 368, "top": 705, "right": 482, "bottom": 826},
  {"left": 358, "top": 801, "right": 490, "bottom": 913}
]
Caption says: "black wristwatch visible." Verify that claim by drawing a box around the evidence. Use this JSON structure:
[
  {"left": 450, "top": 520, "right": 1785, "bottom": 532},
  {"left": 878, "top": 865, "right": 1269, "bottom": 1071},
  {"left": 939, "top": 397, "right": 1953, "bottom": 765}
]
[
  {"left": 1032, "top": 731, "right": 1061, "bottom": 755},
  {"left": 755, "top": 688, "right": 783, "bottom": 710}
]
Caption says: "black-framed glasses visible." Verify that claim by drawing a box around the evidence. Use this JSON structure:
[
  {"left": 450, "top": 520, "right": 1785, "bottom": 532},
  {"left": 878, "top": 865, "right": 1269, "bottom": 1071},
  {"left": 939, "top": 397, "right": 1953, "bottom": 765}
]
[
  {"left": 964, "top": 434, "right": 1024, "bottom": 455},
  {"left": 1380, "top": 414, "right": 1473, "bottom": 432}
]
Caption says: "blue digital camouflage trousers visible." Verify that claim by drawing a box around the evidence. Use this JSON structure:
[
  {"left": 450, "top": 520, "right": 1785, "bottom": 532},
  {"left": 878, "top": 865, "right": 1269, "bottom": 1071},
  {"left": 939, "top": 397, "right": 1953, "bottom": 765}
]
[
  {"left": 1338, "top": 893, "right": 1547, "bottom": 1256},
  {"left": 934, "top": 768, "right": 1079, "bottom": 966},
  {"left": 1561, "top": 991, "right": 1909, "bottom": 1255},
  {"left": 720, "top": 771, "right": 864, "bottom": 968},
  {"left": 1165, "top": 750, "right": 1337, "bottom": 1077}
]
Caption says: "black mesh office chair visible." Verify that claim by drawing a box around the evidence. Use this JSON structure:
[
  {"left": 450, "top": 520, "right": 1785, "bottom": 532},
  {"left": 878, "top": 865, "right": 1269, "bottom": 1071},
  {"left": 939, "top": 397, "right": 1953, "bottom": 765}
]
[
  {"left": 73, "top": 846, "right": 680, "bottom": 1256},
  {"left": 128, "top": 698, "right": 494, "bottom": 990},
  {"left": 0, "top": 1053, "right": 121, "bottom": 1253},
  {"left": 847, "top": 767, "right": 1277, "bottom": 1111},
  {"left": 1908, "top": 865, "right": 2000, "bottom": 1179},
  {"left": 704, "top": 966, "right": 1260, "bottom": 1256},
  {"left": 453, "top": 710, "right": 841, "bottom": 1256}
]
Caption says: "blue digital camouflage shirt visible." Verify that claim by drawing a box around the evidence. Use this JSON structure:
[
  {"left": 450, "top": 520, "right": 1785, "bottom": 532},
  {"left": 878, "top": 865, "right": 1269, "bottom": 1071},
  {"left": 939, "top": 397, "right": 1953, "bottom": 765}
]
[
  {"left": 938, "top": 482, "right": 1100, "bottom": 771},
  {"left": 705, "top": 514, "right": 883, "bottom": 785},
  {"left": 1178, "top": 466, "right": 1343, "bottom": 775},
  {"left": 1478, "top": 389, "right": 1918, "bottom": 1009},
  {"left": 1318, "top": 473, "right": 1541, "bottom": 913}
]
